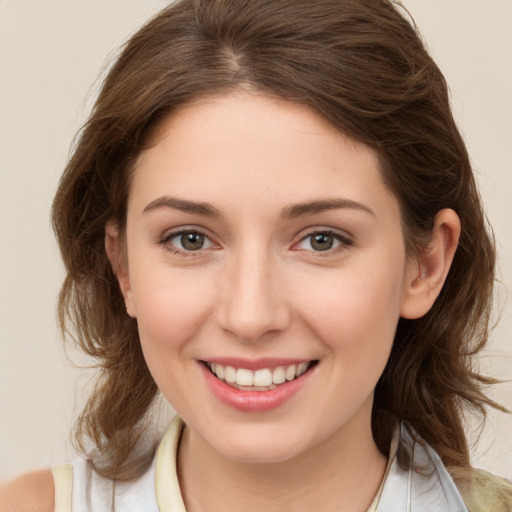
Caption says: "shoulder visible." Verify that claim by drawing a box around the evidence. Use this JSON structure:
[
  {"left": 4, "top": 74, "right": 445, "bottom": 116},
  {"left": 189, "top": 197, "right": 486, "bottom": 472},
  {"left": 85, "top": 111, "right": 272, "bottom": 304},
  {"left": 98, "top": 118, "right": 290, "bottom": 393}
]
[
  {"left": 0, "top": 469, "right": 54, "bottom": 512},
  {"left": 452, "top": 467, "right": 512, "bottom": 512}
]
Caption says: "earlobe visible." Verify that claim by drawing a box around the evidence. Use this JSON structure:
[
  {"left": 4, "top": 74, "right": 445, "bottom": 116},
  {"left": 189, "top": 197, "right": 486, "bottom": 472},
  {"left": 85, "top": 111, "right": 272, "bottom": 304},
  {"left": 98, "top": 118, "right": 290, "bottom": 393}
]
[
  {"left": 400, "top": 209, "right": 461, "bottom": 320},
  {"left": 105, "top": 221, "right": 137, "bottom": 318}
]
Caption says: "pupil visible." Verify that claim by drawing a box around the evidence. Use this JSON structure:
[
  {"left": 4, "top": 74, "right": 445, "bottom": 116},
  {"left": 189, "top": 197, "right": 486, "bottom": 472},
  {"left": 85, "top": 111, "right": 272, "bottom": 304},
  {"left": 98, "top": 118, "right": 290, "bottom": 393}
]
[
  {"left": 312, "top": 233, "right": 333, "bottom": 251},
  {"left": 182, "top": 232, "right": 204, "bottom": 250}
]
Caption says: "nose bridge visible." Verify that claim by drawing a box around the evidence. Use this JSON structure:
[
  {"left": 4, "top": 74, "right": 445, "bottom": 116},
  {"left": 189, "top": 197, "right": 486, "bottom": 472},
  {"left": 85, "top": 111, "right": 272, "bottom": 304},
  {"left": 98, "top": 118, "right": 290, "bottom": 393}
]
[{"left": 218, "top": 240, "right": 289, "bottom": 342}]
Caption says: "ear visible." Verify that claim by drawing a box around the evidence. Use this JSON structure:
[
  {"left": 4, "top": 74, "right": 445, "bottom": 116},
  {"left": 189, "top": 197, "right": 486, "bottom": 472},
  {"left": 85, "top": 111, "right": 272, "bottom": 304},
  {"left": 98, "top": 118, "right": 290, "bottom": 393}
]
[
  {"left": 400, "top": 209, "right": 461, "bottom": 319},
  {"left": 105, "top": 220, "right": 137, "bottom": 318}
]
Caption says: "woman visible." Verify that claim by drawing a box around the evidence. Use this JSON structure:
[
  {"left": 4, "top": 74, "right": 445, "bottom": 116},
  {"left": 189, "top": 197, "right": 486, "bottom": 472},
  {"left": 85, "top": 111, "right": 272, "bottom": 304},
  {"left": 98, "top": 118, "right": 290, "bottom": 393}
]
[{"left": 1, "top": 0, "right": 510, "bottom": 510}]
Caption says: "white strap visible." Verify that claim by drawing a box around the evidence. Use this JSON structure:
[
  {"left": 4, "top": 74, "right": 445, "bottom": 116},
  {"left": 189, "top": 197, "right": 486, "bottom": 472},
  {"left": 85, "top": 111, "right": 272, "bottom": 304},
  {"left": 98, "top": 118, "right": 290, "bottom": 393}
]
[
  {"left": 366, "top": 426, "right": 399, "bottom": 512},
  {"left": 155, "top": 416, "right": 187, "bottom": 512},
  {"left": 51, "top": 464, "right": 73, "bottom": 512}
]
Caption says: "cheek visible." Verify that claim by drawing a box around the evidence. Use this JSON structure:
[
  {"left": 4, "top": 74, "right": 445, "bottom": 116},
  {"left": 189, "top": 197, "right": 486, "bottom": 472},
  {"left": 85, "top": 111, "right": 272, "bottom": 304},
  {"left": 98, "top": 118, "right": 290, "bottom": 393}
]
[
  {"left": 129, "top": 263, "right": 217, "bottom": 355},
  {"left": 292, "top": 259, "right": 405, "bottom": 357},
  {"left": 129, "top": 266, "right": 219, "bottom": 411}
]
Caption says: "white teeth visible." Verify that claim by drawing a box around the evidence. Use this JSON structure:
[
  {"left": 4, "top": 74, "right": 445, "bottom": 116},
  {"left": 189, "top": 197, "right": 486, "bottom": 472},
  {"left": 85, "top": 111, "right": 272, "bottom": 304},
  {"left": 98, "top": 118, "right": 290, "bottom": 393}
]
[
  {"left": 253, "top": 368, "right": 273, "bottom": 387},
  {"left": 224, "top": 366, "right": 236, "bottom": 383},
  {"left": 235, "top": 368, "right": 254, "bottom": 386},
  {"left": 285, "top": 364, "right": 297, "bottom": 381},
  {"left": 272, "top": 366, "right": 286, "bottom": 384},
  {"left": 297, "top": 362, "right": 308, "bottom": 377},
  {"left": 215, "top": 364, "right": 224, "bottom": 380},
  {"left": 207, "top": 361, "right": 313, "bottom": 388}
]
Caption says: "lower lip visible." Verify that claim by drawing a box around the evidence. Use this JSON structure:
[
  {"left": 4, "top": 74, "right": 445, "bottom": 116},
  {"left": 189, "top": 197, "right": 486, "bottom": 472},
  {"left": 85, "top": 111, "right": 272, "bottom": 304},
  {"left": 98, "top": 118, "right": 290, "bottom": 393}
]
[{"left": 201, "top": 363, "right": 314, "bottom": 412}]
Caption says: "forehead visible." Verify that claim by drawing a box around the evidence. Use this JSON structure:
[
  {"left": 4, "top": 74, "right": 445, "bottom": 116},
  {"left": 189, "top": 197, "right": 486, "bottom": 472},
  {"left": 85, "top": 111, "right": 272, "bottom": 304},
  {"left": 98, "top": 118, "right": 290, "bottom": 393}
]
[{"left": 130, "top": 92, "right": 398, "bottom": 220}]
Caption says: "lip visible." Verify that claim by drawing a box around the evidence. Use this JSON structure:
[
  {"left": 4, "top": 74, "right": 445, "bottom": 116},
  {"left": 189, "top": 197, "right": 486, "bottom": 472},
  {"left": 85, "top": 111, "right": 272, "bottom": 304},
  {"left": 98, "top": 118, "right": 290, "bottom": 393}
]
[{"left": 200, "top": 360, "right": 316, "bottom": 412}]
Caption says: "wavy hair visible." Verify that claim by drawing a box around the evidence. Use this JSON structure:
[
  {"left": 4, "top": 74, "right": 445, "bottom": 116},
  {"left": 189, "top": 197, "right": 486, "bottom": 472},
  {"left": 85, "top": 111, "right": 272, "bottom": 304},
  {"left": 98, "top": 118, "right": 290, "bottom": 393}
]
[{"left": 52, "top": 0, "right": 504, "bottom": 478}]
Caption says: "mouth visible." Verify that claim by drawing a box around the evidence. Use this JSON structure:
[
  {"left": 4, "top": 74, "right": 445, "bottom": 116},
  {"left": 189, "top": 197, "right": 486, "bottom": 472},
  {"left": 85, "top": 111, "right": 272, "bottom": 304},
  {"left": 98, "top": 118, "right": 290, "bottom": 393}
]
[{"left": 203, "top": 360, "right": 318, "bottom": 392}]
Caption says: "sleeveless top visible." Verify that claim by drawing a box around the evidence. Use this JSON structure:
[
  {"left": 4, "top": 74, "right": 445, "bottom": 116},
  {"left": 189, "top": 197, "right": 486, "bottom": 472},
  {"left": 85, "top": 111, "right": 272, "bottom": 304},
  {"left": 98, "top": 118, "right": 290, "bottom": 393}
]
[{"left": 52, "top": 416, "right": 507, "bottom": 511}]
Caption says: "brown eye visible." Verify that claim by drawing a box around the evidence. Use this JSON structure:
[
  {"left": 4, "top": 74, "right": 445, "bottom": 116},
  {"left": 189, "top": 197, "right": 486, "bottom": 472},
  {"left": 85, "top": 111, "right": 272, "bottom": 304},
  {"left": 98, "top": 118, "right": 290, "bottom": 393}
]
[
  {"left": 181, "top": 232, "right": 205, "bottom": 250},
  {"left": 296, "top": 231, "right": 351, "bottom": 253},
  {"left": 310, "top": 233, "right": 334, "bottom": 251},
  {"left": 167, "top": 230, "right": 212, "bottom": 252}
]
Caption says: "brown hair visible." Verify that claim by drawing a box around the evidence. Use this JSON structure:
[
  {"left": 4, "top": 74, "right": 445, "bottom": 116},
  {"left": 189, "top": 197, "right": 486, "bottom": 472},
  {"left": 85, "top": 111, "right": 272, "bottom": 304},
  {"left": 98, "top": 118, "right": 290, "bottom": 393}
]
[{"left": 52, "top": 0, "right": 504, "bottom": 478}]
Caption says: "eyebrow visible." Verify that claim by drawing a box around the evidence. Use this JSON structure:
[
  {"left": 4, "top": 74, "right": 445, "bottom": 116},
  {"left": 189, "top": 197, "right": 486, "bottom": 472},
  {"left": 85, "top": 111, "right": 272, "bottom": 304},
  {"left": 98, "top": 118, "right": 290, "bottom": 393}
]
[
  {"left": 143, "top": 196, "right": 374, "bottom": 219},
  {"left": 143, "top": 196, "right": 222, "bottom": 218},
  {"left": 281, "top": 199, "right": 374, "bottom": 218}
]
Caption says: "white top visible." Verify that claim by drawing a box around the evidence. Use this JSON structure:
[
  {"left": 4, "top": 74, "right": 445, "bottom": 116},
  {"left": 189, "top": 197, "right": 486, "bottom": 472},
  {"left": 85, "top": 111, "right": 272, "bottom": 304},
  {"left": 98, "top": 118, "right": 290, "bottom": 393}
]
[{"left": 52, "top": 416, "right": 469, "bottom": 511}]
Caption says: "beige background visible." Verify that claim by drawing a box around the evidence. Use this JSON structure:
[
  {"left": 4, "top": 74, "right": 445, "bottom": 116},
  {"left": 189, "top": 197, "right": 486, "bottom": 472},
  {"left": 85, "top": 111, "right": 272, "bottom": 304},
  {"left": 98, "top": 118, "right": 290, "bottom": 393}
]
[{"left": 0, "top": 0, "right": 511, "bottom": 481}]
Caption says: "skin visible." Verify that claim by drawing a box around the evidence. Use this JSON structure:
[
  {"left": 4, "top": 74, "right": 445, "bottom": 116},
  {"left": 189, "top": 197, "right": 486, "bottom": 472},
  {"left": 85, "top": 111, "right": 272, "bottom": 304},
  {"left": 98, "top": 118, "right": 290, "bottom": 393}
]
[
  {"left": 0, "top": 470, "right": 54, "bottom": 511},
  {"left": 107, "top": 91, "right": 460, "bottom": 511},
  {"left": 0, "top": 91, "right": 459, "bottom": 511}
]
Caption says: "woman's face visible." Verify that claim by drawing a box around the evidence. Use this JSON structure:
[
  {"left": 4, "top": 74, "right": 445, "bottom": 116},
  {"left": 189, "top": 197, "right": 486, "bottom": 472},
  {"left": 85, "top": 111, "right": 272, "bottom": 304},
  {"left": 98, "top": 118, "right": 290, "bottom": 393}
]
[{"left": 119, "top": 92, "right": 420, "bottom": 463}]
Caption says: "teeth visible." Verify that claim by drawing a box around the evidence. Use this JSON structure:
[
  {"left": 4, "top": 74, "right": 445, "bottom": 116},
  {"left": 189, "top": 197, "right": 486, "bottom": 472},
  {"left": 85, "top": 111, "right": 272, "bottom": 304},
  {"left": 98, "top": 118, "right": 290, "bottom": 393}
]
[
  {"left": 297, "top": 362, "right": 308, "bottom": 377},
  {"left": 215, "top": 364, "right": 225, "bottom": 380},
  {"left": 224, "top": 366, "right": 236, "bottom": 383},
  {"left": 207, "top": 361, "right": 312, "bottom": 388},
  {"left": 253, "top": 369, "right": 273, "bottom": 387},
  {"left": 285, "top": 364, "right": 297, "bottom": 381},
  {"left": 235, "top": 368, "right": 254, "bottom": 386},
  {"left": 272, "top": 366, "right": 286, "bottom": 384}
]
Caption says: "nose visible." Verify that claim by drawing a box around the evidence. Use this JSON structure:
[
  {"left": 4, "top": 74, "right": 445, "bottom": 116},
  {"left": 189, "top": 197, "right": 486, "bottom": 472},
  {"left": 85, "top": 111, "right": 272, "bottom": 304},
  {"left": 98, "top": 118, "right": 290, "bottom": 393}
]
[{"left": 217, "top": 245, "right": 291, "bottom": 343}]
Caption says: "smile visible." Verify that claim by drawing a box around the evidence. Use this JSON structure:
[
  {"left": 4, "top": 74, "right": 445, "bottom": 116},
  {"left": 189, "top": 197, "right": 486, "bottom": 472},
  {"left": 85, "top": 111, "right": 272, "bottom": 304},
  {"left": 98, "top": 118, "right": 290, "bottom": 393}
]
[
  {"left": 200, "top": 359, "right": 317, "bottom": 411},
  {"left": 205, "top": 361, "right": 313, "bottom": 391}
]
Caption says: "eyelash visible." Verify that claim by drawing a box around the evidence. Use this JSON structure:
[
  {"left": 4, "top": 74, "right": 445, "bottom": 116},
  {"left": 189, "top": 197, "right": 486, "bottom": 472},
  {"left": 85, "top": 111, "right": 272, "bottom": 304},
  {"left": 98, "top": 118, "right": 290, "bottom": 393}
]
[
  {"left": 159, "top": 228, "right": 353, "bottom": 256},
  {"left": 159, "top": 228, "right": 217, "bottom": 257},
  {"left": 294, "top": 230, "right": 353, "bottom": 255}
]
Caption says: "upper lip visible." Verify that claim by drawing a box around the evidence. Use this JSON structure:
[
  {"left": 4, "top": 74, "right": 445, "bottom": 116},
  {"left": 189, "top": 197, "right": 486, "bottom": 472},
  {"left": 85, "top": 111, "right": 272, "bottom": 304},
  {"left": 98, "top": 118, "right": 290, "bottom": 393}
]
[{"left": 201, "top": 357, "right": 316, "bottom": 371}]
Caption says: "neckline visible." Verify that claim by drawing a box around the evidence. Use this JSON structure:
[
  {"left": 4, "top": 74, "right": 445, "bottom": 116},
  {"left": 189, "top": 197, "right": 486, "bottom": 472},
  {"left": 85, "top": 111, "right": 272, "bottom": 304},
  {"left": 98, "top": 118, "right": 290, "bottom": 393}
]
[
  {"left": 154, "top": 416, "right": 395, "bottom": 512},
  {"left": 366, "top": 425, "right": 399, "bottom": 511},
  {"left": 155, "top": 416, "right": 187, "bottom": 512}
]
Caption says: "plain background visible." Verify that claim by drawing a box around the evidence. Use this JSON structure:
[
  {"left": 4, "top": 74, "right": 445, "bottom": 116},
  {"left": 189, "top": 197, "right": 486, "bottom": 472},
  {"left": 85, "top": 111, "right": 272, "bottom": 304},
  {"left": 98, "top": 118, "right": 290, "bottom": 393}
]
[{"left": 1, "top": 0, "right": 511, "bottom": 482}]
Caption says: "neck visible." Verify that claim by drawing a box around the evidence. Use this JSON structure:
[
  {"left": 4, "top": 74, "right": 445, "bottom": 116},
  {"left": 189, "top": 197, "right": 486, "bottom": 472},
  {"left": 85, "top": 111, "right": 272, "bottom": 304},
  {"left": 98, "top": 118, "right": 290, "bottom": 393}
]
[{"left": 177, "top": 404, "right": 388, "bottom": 512}]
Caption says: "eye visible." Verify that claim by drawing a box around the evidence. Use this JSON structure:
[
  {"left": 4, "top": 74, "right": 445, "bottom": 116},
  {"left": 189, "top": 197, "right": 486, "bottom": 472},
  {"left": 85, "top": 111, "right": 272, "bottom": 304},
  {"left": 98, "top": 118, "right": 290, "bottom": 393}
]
[
  {"left": 296, "top": 231, "right": 351, "bottom": 252},
  {"left": 166, "top": 230, "right": 214, "bottom": 252}
]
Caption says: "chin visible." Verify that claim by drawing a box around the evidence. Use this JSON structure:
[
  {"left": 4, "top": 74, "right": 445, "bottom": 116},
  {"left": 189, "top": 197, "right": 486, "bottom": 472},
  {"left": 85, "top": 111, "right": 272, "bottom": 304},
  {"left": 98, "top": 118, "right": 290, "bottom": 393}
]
[
  {"left": 221, "top": 441, "right": 303, "bottom": 464},
  {"left": 206, "top": 424, "right": 312, "bottom": 464}
]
